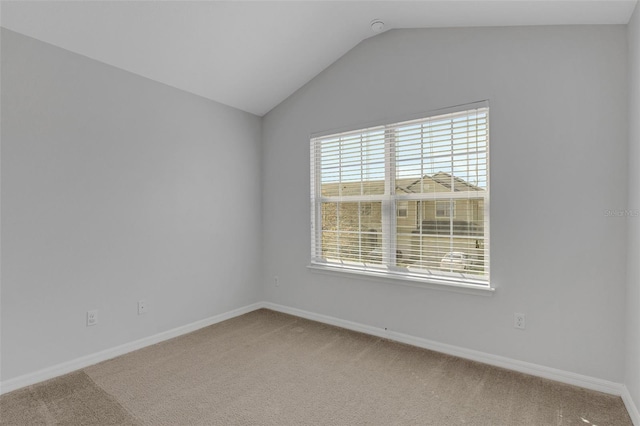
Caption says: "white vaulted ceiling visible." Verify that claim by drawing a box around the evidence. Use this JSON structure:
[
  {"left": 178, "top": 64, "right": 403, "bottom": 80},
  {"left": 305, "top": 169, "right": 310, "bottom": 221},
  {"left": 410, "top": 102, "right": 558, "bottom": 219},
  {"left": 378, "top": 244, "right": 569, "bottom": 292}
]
[{"left": 1, "top": 1, "right": 637, "bottom": 116}]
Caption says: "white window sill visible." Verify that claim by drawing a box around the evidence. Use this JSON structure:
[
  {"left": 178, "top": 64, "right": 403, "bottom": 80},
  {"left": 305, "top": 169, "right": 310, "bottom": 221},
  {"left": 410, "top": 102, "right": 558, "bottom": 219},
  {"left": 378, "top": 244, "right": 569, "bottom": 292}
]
[{"left": 307, "top": 263, "right": 495, "bottom": 296}]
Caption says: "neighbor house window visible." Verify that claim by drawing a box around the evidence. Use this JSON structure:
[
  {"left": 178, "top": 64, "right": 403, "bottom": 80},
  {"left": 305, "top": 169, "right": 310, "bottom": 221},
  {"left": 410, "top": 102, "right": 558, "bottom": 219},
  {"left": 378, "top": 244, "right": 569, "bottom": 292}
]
[
  {"left": 435, "top": 200, "right": 455, "bottom": 218},
  {"left": 310, "top": 101, "right": 490, "bottom": 288},
  {"left": 397, "top": 201, "right": 409, "bottom": 218}
]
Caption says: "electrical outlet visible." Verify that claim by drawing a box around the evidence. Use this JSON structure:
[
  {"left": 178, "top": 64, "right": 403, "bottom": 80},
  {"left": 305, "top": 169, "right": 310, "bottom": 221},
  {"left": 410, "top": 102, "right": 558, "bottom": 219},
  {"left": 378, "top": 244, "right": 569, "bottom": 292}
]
[
  {"left": 274, "top": 276, "right": 279, "bottom": 287},
  {"left": 138, "top": 300, "right": 147, "bottom": 315},
  {"left": 514, "top": 313, "right": 526, "bottom": 329},
  {"left": 87, "top": 310, "right": 98, "bottom": 326}
]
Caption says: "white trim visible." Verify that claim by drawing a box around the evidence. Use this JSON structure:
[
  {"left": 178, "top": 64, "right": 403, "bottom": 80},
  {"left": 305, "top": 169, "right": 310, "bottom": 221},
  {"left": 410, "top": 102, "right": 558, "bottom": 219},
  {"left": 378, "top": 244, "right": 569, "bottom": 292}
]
[
  {"left": 622, "top": 386, "right": 640, "bottom": 425},
  {"left": 0, "top": 302, "right": 263, "bottom": 395},
  {"left": 307, "top": 263, "right": 494, "bottom": 296},
  {"left": 262, "top": 302, "right": 626, "bottom": 397},
  {"left": 311, "top": 103, "right": 491, "bottom": 293},
  {"left": 1, "top": 299, "right": 634, "bottom": 424}
]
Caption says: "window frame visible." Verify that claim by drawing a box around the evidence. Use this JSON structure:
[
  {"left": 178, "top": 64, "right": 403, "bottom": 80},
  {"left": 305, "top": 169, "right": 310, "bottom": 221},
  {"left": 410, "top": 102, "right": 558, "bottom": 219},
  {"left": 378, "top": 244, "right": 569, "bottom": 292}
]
[{"left": 310, "top": 101, "right": 491, "bottom": 290}]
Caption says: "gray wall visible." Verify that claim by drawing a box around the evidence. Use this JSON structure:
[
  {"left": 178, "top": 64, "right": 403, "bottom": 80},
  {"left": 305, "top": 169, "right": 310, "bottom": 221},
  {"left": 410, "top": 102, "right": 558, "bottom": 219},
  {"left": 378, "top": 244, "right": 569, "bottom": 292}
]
[
  {"left": 627, "top": 3, "right": 640, "bottom": 412},
  {"left": 262, "top": 26, "right": 628, "bottom": 382},
  {"left": 1, "top": 29, "right": 262, "bottom": 381}
]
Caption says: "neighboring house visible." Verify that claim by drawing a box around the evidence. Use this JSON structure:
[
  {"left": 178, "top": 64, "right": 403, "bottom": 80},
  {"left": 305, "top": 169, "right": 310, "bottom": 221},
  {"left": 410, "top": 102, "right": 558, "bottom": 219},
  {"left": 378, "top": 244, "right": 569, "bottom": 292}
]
[
  {"left": 396, "top": 171, "right": 485, "bottom": 227},
  {"left": 319, "top": 172, "right": 487, "bottom": 276}
]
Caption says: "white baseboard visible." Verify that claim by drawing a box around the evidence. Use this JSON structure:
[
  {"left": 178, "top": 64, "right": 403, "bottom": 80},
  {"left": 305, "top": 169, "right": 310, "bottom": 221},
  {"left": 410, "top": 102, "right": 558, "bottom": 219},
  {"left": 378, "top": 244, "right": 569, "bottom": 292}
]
[
  {"left": 262, "top": 302, "right": 626, "bottom": 397},
  {"left": 622, "top": 386, "right": 640, "bottom": 426},
  {"left": 2, "top": 299, "right": 636, "bottom": 425},
  {"left": 0, "top": 302, "right": 263, "bottom": 395}
]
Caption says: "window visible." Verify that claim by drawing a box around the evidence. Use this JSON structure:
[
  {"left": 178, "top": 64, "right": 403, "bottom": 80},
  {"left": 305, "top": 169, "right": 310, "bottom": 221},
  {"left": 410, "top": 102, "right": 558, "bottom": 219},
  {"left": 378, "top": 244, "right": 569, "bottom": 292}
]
[
  {"left": 435, "top": 200, "right": 455, "bottom": 218},
  {"left": 310, "top": 102, "right": 489, "bottom": 288},
  {"left": 397, "top": 201, "right": 408, "bottom": 218}
]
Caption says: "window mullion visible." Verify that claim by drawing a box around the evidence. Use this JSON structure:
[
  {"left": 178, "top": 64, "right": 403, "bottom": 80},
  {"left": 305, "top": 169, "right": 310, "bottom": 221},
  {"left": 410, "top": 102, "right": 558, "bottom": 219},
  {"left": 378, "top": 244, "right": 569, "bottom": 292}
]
[{"left": 449, "top": 118, "right": 454, "bottom": 256}]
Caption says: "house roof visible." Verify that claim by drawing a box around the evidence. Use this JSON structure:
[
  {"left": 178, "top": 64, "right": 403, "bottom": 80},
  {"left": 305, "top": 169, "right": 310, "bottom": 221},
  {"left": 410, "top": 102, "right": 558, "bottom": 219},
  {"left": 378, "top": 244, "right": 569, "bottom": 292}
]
[
  {"left": 399, "top": 172, "right": 483, "bottom": 194},
  {"left": 322, "top": 172, "right": 482, "bottom": 196},
  {"left": 1, "top": 1, "right": 636, "bottom": 116},
  {"left": 428, "top": 172, "right": 483, "bottom": 192}
]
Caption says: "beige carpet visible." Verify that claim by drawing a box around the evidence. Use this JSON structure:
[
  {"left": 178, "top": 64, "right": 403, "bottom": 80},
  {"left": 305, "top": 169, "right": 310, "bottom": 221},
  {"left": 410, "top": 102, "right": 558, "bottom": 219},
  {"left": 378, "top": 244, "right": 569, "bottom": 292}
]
[{"left": 0, "top": 309, "right": 632, "bottom": 425}]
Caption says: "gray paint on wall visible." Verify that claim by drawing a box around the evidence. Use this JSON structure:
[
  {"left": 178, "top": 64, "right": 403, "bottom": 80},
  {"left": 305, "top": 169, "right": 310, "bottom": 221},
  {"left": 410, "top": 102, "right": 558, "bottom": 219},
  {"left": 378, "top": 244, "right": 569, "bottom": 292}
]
[
  {"left": 1, "top": 29, "right": 262, "bottom": 381},
  {"left": 626, "top": 2, "right": 640, "bottom": 413},
  {"left": 262, "top": 25, "right": 628, "bottom": 382}
]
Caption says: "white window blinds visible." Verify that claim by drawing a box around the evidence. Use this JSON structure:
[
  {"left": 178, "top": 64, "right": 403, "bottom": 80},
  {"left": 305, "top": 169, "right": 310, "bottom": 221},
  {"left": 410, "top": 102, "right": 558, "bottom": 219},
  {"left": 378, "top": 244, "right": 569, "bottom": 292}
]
[{"left": 311, "top": 102, "right": 490, "bottom": 288}]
